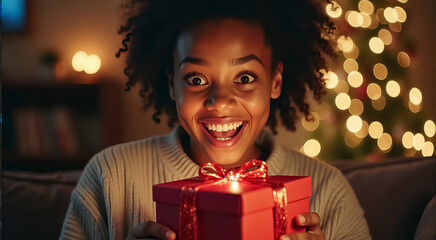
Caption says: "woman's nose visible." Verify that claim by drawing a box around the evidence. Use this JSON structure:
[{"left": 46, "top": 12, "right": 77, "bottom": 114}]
[{"left": 204, "top": 84, "right": 236, "bottom": 112}]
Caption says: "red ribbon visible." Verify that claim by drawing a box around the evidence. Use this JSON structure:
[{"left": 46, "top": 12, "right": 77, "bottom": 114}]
[{"left": 179, "top": 160, "right": 288, "bottom": 240}]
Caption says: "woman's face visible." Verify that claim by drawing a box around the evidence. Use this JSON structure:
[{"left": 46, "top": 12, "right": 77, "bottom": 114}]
[{"left": 170, "top": 18, "right": 282, "bottom": 169}]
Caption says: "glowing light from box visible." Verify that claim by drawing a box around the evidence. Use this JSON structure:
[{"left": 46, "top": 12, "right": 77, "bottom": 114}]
[
  {"left": 384, "top": 7, "right": 398, "bottom": 23},
  {"left": 394, "top": 6, "right": 407, "bottom": 23},
  {"left": 323, "top": 70, "right": 339, "bottom": 89},
  {"left": 302, "top": 112, "right": 320, "bottom": 131},
  {"left": 72, "top": 51, "right": 101, "bottom": 74},
  {"left": 335, "top": 93, "right": 351, "bottom": 110},
  {"left": 424, "top": 120, "right": 436, "bottom": 137},
  {"left": 367, "top": 83, "right": 382, "bottom": 100},
  {"left": 386, "top": 80, "right": 401, "bottom": 97},
  {"left": 409, "top": 88, "right": 422, "bottom": 105},
  {"left": 343, "top": 59, "right": 359, "bottom": 73},
  {"left": 356, "top": 120, "right": 369, "bottom": 138},
  {"left": 378, "top": 133, "right": 393, "bottom": 152},
  {"left": 373, "top": 63, "right": 388, "bottom": 80},
  {"left": 369, "top": 121, "right": 383, "bottom": 139},
  {"left": 402, "top": 131, "right": 414, "bottom": 149},
  {"left": 337, "top": 36, "right": 354, "bottom": 52},
  {"left": 378, "top": 29, "right": 392, "bottom": 45},
  {"left": 413, "top": 133, "right": 425, "bottom": 151},
  {"left": 372, "top": 96, "right": 386, "bottom": 110},
  {"left": 346, "top": 115, "right": 363, "bottom": 133},
  {"left": 334, "top": 80, "right": 350, "bottom": 94},
  {"left": 422, "top": 142, "right": 434, "bottom": 157},
  {"left": 347, "top": 71, "right": 363, "bottom": 88},
  {"left": 369, "top": 37, "right": 385, "bottom": 54},
  {"left": 325, "top": 1, "right": 342, "bottom": 18},
  {"left": 358, "top": 0, "right": 374, "bottom": 14},
  {"left": 397, "top": 51, "right": 411, "bottom": 68},
  {"left": 229, "top": 181, "right": 241, "bottom": 192},
  {"left": 303, "top": 139, "right": 321, "bottom": 157},
  {"left": 348, "top": 99, "right": 364, "bottom": 115}
]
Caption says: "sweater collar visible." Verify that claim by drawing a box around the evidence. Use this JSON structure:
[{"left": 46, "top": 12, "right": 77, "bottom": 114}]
[{"left": 158, "top": 125, "right": 285, "bottom": 177}]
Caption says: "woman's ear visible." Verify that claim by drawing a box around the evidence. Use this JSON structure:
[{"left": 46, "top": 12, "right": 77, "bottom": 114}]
[
  {"left": 168, "top": 68, "right": 176, "bottom": 101},
  {"left": 271, "top": 62, "right": 283, "bottom": 99}
]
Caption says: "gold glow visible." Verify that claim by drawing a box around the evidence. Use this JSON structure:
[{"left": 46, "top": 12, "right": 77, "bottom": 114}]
[
  {"left": 323, "top": 71, "right": 339, "bottom": 89},
  {"left": 343, "top": 59, "right": 359, "bottom": 73},
  {"left": 348, "top": 71, "right": 364, "bottom": 88},
  {"left": 378, "top": 133, "right": 393, "bottom": 152},
  {"left": 303, "top": 139, "right": 321, "bottom": 157},
  {"left": 384, "top": 7, "right": 398, "bottom": 23},
  {"left": 72, "top": 51, "right": 88, "bottom": 72},
  {"left": 326, "top": 1, "right": 342, "bottom": 18},
  {"left": 349, "top": 99, "right": 364, "bottom": 115},
  {"left": 397, "top": 51, "right": 411, "bottom": 68},
  {"left": 386, "top": 80, "right": 401, "bottom": 97},
  {"left": 345, "top": 131, "right": 362, "bottom": 148},
  {"left": 337, "top": 36, "right": 354, "bottom": 53},
  {"left": 373, "top": 63, "right": 388, "bottom": 80},
  {"left": 343, "top": 45, "right": 359, "bottom": 59},
  {"left": 378, "top": 29, "right": 392, "bottom": 45},
  {"left": 335, "top": 93, "right": 351, "bottom": 110},
  {"left": 83, "top": 54, "right": 101, "bottom": 74},
  {"left": 302, "top": 112, "right": 320, "bottom": 131},
  {"left": 347, "top": 115, "right": 363, "bottom": 133},
  {"left": 369, "top": 37, "right": 385, "bottom": 54},
  {"left": 394, "top": 6, "right": 407, "bottom": 23},
  {"left": 402, "top": 131, "right": 414, "bottom": 149},
  {"left": 413, "top": 133, "right": 425, "bottom": 151},
  {"left": 372, "top": 96, "right": 386, "bottom": 110},
  {"left": 358, "top": 0, "right": 374, "bottom": 14},
  {"left": 334, "top": 80, "right": 350, "bottom": 94},
  {"left": 409, "top": 88, "right": 422, "bottom": 105},
  {"left": 367, "top": 83, "right": 382, "bottom": 100},
  {"left": 356, "top": 120, "right": 369, "bottom": 138},
  {"left": 369, "top": 121, "right": 383, "bottom": 139},
  {"left": 347, "top": 11, "right": 364, "bottom": 28},
  {"left": 424, "top": 120, "right": 436, "bottom": 137},
  {"left": 422, "top": 142, "right": 434, "bottom": 157}
]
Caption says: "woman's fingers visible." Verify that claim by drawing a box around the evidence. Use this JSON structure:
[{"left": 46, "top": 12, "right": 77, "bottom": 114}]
[
  {"left": 295, "top": 212, "right": 322, "bottom": 234},
  {"left": 127, "top": 221, "right": 176, "bottom": 240}
]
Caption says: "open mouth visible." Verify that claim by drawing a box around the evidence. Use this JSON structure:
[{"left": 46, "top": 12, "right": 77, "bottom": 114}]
[{"left": 202, "top": 121, "right": 245, "bottom": 141}]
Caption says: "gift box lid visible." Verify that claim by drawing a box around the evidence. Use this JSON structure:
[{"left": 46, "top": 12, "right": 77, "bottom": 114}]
[{"left": 153, "top": 175, "right": 311, "bottom": 215}]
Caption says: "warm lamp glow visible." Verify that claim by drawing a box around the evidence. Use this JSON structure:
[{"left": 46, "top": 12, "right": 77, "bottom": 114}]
[
  {"left": 72, "top": 51, "right": 101, "bottom": 75},
  {"left": 72, "top": 51, "right": 87, "bottom": 72},
  {"left": 424, "top": 120, "right": 436, "bottom": 138},
  {"left": 303, "top": 139, "right": 321, "bottom": 157}
]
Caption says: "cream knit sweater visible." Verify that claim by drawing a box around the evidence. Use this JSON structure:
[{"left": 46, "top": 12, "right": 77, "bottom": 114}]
[{"left": 60, "top": 126, "right": 371, "bottom": 239}]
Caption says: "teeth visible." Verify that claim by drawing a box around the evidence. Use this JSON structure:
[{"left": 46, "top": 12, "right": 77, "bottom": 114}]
[
  {"left": 216, "top": 137, "right": 231, "bottom": 141},
  {"left": 205, "top": 121, "right": 243, "bottom": 132}
]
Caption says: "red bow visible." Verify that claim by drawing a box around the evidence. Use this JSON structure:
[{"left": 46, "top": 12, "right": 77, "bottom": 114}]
[{"left": 198, "top": 159, "right": 268, "bottom": 182}]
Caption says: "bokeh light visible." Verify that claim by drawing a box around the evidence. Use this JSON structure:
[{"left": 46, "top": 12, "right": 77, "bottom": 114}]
[
  {"left": 373, "top": 63, "right": 388, "bottom": 80},
  {"left": 422, "top": 142, "right": 434, "bottom": 157},
  {"left": 376, "top": 8, "right": 388, "bottom": 24},
  {"left": 409, "top": 87, "right": 422, "bottom": 105},
  {"left": 345, "top": 131, "right": 362, "bottom": 148},
  {"left": 337, "top": 36, "right": 354, "bottom": 52},
  {"left": 343, "top": 45, "right": 359, "bottom": 59},
  {"left": 378, "top": 29, "right": 393, "bottom": 45},
  {"left": 347, "top": 11, "right": 364, "bottom": 28},
  {"left": 369, "top": 121, "right": 383, "bottom": 139},
  {"left": 303, "top": 139, "right": 321, "bottom": 157},
  {"left": 335, "top": 93, "right": 351, "bottom": 110},
  {"left": 334, "top": 80, "right": 350, "bottom": 94},
  {"left": 408, "top": 101, "right": 422, "bottom": 113},
  {"left": 378, "top": 133, "right": 393, "bottom": 152},
  {"left": 356, "top": 120, "right": 369, "bottom": 138},
  {"left": 343, "top": 59, "right": 359, "bottom": 73},
  {"left": 386, "top": 80, "right": 401, "bottom": 97},
  {"left": 358, "top": 0, "right": 374, "bottom": 14},
  {"left": 413, "top": 133, "right": 425, "bottom": 151},
  {"left": 323, "top": 70, "right": 339, "bottom": 89},
  {"left": 397, "top": 51, "right": 411, "bottom": 68},
  {"left": 349, "top": 99, "right": 364, "bottom": 115},
  {"left": 367, "top": 83, "right": 382, "bottom": 100},
  {"left": 347, "top": 115, "right": 363, "bottom": 133},
  {"left": 302, "top": 112, "right": 320, "bottom": 131},
  {"left": 394, "top": 6, "right": 407, "bottom": 23},
  {"left": 348, "top": 71, "right": 364, "bottom": 88},
  {"left": 326, "top": 1, "right": 342, "bottom": 18},
  {"left": 72, "top": 51, "right": 88, "bottom": 72},
  {"left": 369, "top": 37, "right": 385, "bottom": 54},
  {"left": 424, "top": 120, "right": 436, "bottom": 137},
  {"left": 402, "top": 131, "right": 414, "bottom": 149},
  {"left": 83, "top": 54, "right": 101, "bottom": 74},
  {"left": 372, "top": 95, "right": 386, "bottom": 110},
  {"left": 384, "top": 7, "right": 398, "bottom": 23}
]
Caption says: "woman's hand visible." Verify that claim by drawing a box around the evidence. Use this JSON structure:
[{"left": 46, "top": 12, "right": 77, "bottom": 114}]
[
  {"left": 280, "top": 212, "right": 325, "bottom": 240},
  {"left": 125, "top": 221, "right": 176, "bottom": 240}
]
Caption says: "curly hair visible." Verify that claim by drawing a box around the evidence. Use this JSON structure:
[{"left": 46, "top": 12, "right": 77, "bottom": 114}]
[{"left": 116, "top": 0, "right": 336, "bottom": 134}]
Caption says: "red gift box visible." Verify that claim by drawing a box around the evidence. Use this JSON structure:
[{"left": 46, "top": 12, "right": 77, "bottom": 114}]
[{"left": 153, "top": 162, "right": 312, "bottom": 240}]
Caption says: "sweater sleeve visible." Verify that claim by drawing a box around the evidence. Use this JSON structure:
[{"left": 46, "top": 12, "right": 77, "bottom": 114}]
[
  {"left": 60, "top": 157, "right": 109, "bottom": 240},
  {"left": 321, "top": 170, "right": 371, "bottom": 240}
]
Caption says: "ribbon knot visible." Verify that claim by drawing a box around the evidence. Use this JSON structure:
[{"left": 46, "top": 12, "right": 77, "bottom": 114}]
[{"left": 198, "top": 159, "right": 268, "bottom": 182}]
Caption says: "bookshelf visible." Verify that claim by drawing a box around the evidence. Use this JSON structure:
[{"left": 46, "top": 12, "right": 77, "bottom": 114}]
[{"left": 2, "top": 81, "right": 122, "bottom": 172}]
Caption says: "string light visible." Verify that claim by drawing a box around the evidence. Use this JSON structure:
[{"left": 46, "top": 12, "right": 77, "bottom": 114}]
[
  {"left": 347, "top": 115, "right": 363, "bottom": 133},
  {"left": 347, "top": 11, "right": 364, "bottom": 28},
  {"left": 402, "top": 131, "right": 414, "bottom": 148},
  {"left": 348, "top": 71, "right": 364, "bottom": 88},
  {"left": 384, "top": 7, "right": 398, "bottom": 23},
  {"left": 422, "top": 142, "right": 434, "bottom": 157},
  {"left": 394, "top": 6, "right": 407, "bottom": 23},
  {"left": 367, "top": 83, "right": 382, "bottom": 100},
  {"left": 335, "top": 93, "right": 351, "bottom": 110},
  {"left": 343, "top": 59, "right": 359, "bottom": 73},
  {"left": 409, "top": 87, "right": 423, "bottom": 105},
  {"left": 424, "top": 120, "right": 436, "bottom": 137},
  {"left": 373, "top": 63, "right": 388, "bottom": 80},
  {"left": 408, "top": 101, "right": 422, "bottom": 113},
  {"left": 361, "top": 13, "right": 372, "bottom": 28},
  {"left": 386, "top": 80, "right": 401, "bottom": 97},
  {"left": 303, "top": 139, "right": 321, "bottom": 157},
  {"left": 369, "top": 121, "right": 383, "bottom": 139},
  {"left": 369, "top": 37, "right": 385, "bottom": 54},
  {"left": 378, "top": 133, "right": 393, "bottom": 152},
  {"left": 389, "top": 22, "right": 402, "bottom": 32},
  {"left": 343, "top": 45, "right": 359, "bottom": 59},
  {"left": 413, "top": 133, "right": 425, "bottom": 151},
  {"left": 371, "top": 95, "right": 386, "bottom": 110}
]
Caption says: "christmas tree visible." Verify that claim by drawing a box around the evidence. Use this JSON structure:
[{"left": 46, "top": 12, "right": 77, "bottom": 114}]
[{"left": 300, "top": 0, "right": 435, "bottom": 161}]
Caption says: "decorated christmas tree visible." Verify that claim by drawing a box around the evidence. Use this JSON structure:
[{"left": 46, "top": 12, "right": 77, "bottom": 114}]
[{"left": 300, "top": 0, "right": 435, "bottom": 161}]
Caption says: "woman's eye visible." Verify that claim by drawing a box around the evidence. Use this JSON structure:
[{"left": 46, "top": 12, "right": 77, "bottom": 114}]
[
  {"left": 236, "top": 74, "right": 256, "bottom": 84},
  {"left": 186, "top": 75, "right": 208, "bottom": 86}
]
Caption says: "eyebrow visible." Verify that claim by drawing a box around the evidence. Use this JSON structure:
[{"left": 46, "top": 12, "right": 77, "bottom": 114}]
[{"left": 178, "top": 54, "right": 264, "bottom": 68}]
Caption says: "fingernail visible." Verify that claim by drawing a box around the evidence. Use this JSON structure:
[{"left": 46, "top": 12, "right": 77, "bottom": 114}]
[
  {"left": 165, "top": 231, "right": 176, "bottom": 240},
  {"left": 280, "top": 236, "right": 291, "bottom": 240},
  {"left": 298, "top": 215, "right": 306, "bottom": 224}
]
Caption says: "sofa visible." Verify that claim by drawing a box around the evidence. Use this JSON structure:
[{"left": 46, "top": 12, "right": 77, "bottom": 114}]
[{"left": 2, "top": 156, "right": 436, "bottom": 240}]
